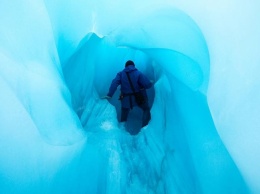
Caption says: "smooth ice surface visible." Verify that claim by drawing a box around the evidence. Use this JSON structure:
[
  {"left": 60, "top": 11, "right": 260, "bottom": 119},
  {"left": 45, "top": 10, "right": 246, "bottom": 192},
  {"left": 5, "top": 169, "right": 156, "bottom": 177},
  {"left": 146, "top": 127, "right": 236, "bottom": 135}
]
[{"left": 0, "top": 0, "right": 260, "bottom": 193}]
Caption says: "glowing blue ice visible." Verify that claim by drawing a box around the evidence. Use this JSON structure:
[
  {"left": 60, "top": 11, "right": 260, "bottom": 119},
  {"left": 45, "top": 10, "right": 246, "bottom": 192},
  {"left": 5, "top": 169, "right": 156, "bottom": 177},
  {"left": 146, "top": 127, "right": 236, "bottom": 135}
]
[{"left": 0, "top": 0, "right": 260, "bottom": 193}]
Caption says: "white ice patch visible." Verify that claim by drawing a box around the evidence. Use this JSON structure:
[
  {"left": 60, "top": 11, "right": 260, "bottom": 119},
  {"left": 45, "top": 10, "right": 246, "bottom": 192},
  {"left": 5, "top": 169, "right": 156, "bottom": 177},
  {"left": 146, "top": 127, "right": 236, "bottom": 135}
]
[{"left": 100, "top": 121, "right": 114, "bottom": 131}]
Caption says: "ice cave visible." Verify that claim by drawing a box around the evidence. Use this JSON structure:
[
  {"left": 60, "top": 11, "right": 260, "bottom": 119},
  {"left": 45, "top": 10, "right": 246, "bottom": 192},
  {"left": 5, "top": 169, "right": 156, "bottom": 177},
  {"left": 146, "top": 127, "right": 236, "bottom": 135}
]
[{"left": 0, "top": 0, "right": 260, "bottom": 194}]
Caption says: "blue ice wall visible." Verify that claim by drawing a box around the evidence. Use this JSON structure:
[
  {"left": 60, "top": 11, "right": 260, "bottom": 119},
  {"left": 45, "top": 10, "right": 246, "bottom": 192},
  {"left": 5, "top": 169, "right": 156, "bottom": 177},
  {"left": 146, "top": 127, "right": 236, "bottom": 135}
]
[
  {"left": 56, "top": 6, "right": 248, "bottom": 194},
  {"left": 1, "top": 0, "right": 260, "bottom": 193}
]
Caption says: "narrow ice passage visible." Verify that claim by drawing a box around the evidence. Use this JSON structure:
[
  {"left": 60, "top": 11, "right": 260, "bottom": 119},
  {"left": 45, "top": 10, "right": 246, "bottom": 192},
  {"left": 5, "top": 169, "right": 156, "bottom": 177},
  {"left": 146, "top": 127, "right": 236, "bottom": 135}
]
[{"left": 1, "top": 0, "right": 260, "bottom": 194}]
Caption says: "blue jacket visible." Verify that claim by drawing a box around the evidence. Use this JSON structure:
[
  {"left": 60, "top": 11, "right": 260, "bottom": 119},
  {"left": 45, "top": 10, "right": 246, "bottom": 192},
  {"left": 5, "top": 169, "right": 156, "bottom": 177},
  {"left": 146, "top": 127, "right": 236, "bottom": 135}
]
[{"left": 107, "top": 65, "right": 152, "bottom": 108}]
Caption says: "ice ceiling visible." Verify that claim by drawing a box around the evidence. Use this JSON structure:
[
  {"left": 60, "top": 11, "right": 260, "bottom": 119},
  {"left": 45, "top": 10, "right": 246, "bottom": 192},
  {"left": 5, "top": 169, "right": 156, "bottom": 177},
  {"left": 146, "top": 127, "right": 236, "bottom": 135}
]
[{"left": 0, "top": 0, "right": 260, "bottom": 194}]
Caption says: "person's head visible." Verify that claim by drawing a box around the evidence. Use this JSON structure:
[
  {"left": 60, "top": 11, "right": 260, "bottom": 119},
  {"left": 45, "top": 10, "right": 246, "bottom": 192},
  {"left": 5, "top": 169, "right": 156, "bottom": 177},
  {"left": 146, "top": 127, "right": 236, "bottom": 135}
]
[{"left": 125, "top": 60, "right": 135, "bottom": 67}]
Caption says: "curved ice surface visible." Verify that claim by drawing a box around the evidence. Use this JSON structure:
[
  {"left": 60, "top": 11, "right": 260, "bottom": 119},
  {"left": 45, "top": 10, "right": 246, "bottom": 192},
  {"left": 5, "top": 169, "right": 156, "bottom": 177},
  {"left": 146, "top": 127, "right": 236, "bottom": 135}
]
[
  {"left": 1, "top": 0, "right": 260, "bottom": 194},
  {"left": 109, "top": 8, "right": 210, "bottom": 92}
]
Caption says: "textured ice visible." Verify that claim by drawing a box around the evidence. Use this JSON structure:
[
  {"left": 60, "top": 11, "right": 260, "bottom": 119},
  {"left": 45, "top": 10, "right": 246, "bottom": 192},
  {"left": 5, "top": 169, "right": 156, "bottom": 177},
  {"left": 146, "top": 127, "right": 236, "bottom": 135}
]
[{"left": 0, "top": 0, "right": 260, "bottom": 194}]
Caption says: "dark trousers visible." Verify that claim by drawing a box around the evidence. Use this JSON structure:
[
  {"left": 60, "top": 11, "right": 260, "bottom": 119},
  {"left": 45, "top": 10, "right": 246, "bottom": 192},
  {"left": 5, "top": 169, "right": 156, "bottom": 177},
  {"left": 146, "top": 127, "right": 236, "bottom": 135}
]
[{"left": 121, "top": 102, "right": 151, "bottom": 127}]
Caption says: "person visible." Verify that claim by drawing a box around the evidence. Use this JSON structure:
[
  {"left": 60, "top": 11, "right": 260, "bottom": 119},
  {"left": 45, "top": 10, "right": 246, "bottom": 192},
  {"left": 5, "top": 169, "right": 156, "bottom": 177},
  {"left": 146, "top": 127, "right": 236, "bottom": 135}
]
[{"left": 101, "top": 60, "right": 153, "bottom": 128}]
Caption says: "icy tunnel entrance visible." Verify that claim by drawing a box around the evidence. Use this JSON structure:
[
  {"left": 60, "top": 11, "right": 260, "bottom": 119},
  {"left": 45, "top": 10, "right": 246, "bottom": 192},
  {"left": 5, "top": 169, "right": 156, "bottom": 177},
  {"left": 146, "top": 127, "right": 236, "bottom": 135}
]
[
  {"left": 61, "top": 8, "right": 211, "bottom": 135},
  {"left": 60, "top": 8, "right": 248, "bottom": 194},
  {"left": 63, "top": 32, "right": 156, "bottom": 134}
]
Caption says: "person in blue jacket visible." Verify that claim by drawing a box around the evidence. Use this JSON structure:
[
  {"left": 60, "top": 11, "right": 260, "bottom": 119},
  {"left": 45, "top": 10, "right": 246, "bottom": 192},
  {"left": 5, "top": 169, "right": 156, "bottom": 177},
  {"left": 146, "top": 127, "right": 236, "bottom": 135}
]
[{"left": 102, "top": 60, "right": 153, "bottom": 128}]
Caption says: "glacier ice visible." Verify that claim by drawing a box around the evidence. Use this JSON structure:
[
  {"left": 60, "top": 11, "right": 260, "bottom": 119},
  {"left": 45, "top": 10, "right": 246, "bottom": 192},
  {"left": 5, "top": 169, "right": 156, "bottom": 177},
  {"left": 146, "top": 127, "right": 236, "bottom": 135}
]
[{"left": 0, "top": 0, "right": 260, "bottom": 193}]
